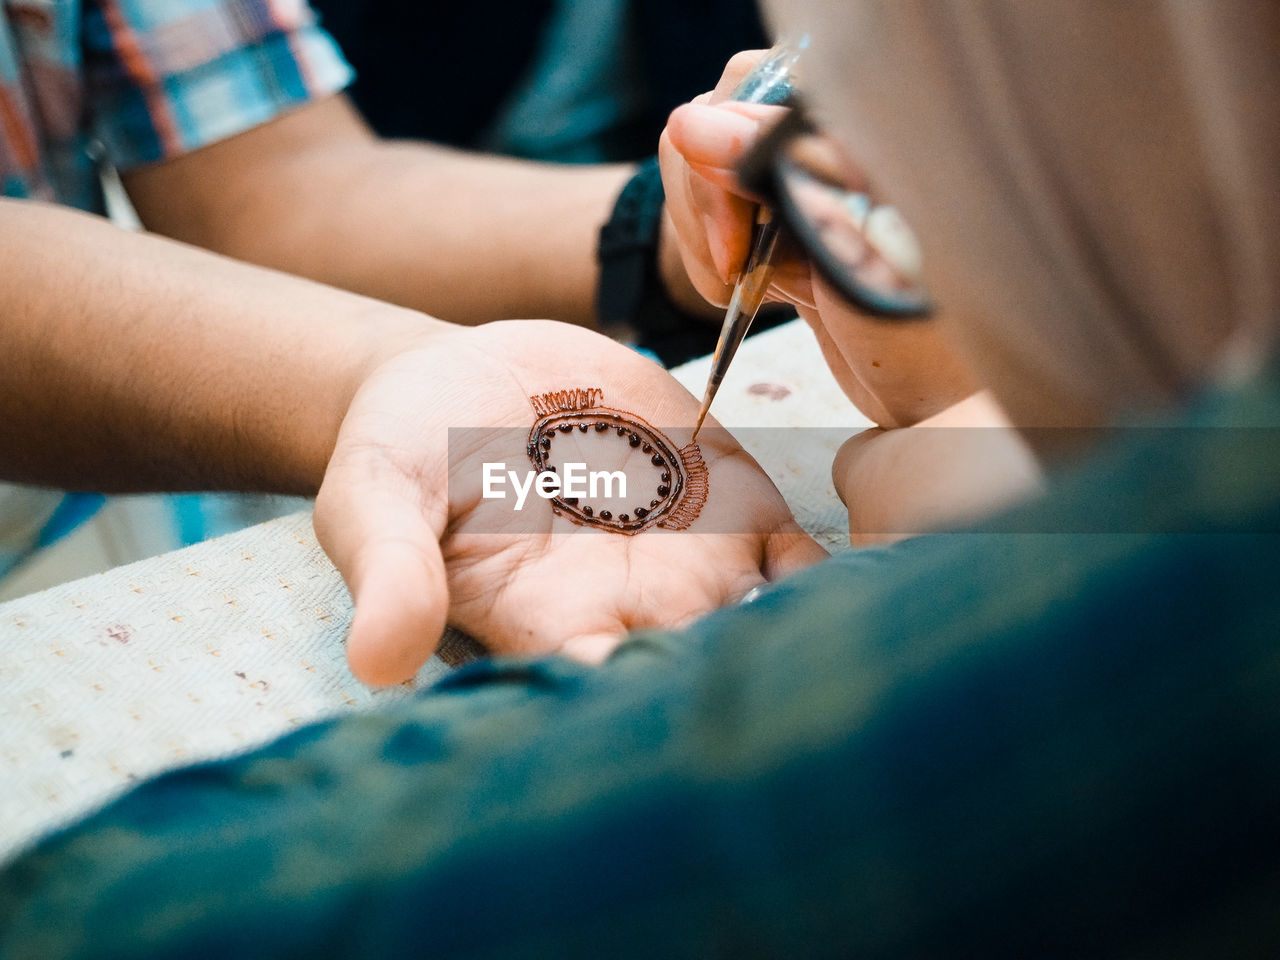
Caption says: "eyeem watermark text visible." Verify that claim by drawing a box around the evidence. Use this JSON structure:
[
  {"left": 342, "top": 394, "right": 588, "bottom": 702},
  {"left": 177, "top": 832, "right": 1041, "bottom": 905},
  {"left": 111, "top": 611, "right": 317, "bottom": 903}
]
[{"left": 483, "top": 462, "right": 627, "bottom": 510}]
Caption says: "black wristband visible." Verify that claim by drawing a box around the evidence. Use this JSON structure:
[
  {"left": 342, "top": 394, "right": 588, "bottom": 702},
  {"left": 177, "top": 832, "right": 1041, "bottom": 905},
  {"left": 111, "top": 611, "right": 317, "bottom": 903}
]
[{"left": 595, "top": 156, "right": 697, "bottom": 340}]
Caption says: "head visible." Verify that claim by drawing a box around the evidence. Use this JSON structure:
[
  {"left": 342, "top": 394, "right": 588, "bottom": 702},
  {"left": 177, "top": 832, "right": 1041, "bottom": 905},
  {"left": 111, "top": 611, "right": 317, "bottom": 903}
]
[{"left": 768, "top": 0, "right": 1280, "bottom": 427}]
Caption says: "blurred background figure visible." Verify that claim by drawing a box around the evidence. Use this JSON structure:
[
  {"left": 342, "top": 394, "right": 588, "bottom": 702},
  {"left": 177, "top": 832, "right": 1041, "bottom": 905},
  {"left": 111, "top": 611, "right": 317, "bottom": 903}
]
[
  {"left": 312, "top": 0, "right": 798, "bottom": 365},
  {"left": 310, "top": 0, "right": 768, "bottom": 163}
]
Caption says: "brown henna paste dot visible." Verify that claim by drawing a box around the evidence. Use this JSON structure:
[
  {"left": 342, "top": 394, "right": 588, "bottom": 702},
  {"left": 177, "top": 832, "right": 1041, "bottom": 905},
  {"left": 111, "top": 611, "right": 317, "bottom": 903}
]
[
  {"left": 651, "top": 454, "right": 664, "bottom": 466},
  {"left": 642, "top": 443, "right": 653, "bottom": 454},
  {"left": 583, "top": 506, "right": 594, "bottom": 517},
  {"left": 578, "top": 423, "right": 589, "bottom": 432},
  {"left": 595, "top": 422, "right": 609, "bottom": 432},
  {"left": 619, "top": 514, "right": 630, "bottom": 522},
  {"left": 657, "top": 484, "right": 670, "bottom": 497},
  {"left": 661, "top": 471, "right": 671, "bottom": 483},
  {"left": 628, "top": 434, "right": 641, "bottom": 447},
  {"left": 559, "top": 424, "right": 573, "bottom": 433},
  {"left": 564, "top": 497, "right": 578, "bottom": 505},
  {"left": 650, "top": 499, "right": 660, "bottom": 509},
  {"left": 635, "top": 507, "right": 648, "bottom": 519},
  {"left": 600, "top": 510, "right": 612, "bottom": 520},
  {"left": 617, "top": 426, "right": 627, "bottom": 436}
]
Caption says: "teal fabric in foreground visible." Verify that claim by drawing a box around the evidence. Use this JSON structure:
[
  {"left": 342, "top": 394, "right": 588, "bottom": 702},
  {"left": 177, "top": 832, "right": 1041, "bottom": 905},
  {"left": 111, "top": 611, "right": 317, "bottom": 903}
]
[{"left": 2, "top": 367, "right": 1279, "bottom": 959}]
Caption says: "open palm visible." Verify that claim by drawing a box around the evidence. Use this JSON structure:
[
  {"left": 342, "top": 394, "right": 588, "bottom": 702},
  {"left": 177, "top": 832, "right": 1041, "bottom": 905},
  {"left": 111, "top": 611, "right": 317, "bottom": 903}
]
[{"left": 314, "top": 320, "right": 825, "bottom": 684}]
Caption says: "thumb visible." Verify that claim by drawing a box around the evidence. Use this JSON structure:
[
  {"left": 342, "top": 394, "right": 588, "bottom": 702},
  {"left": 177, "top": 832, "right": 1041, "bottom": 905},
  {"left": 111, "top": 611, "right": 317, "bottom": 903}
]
[{"left": 314, "top": 466, "right": 450, "bottom": 686}]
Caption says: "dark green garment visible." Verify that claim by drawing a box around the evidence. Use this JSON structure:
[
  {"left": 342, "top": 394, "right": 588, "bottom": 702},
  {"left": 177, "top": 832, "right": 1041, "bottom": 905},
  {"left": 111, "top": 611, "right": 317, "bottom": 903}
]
[{"left": 3, "top": 367, "right": 1279, "bottom": 959}]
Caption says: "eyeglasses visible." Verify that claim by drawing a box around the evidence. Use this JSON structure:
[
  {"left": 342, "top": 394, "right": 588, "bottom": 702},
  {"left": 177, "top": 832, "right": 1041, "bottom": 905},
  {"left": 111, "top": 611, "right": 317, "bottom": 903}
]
[{"left": 734, "top": 98, "right": 934, "bottom": 319}]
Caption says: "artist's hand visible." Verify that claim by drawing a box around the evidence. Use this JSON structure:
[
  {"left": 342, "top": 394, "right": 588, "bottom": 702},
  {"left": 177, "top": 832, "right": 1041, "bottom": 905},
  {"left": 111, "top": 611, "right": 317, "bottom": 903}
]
[
  {"left": 314, "top": 319, "right": 826, "bottom": 685},
  {"left": 659, "top": 52, "right": 981, "bottom": 427}
]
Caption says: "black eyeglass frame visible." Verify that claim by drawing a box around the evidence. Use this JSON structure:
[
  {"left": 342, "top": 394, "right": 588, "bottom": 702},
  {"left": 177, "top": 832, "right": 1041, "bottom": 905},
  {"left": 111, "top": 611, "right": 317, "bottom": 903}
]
[{"left": 733, "top": 97, "right": 934, "bottom": 320}]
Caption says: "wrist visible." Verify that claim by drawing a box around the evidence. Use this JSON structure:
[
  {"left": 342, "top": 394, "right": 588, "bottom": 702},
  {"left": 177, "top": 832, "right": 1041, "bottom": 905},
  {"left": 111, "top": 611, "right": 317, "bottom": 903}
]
[
  {"left": 596, "top": 158, "right": 717, "bottom": 360},
  {"left": 294, "top": 306, "right": 451, "bottom": 495}
]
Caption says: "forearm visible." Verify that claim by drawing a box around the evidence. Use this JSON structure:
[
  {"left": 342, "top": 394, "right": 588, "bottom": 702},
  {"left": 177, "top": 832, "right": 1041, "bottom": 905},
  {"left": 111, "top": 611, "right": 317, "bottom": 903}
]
[
  {"left": 0, "top": 199, "right": 438, "bottom": 494},
  {"left": 230, "top": 140, "right": 631, "bottom": 327},
  {"left": 123, "top": 97, "right": 644, "bottom": 328}
]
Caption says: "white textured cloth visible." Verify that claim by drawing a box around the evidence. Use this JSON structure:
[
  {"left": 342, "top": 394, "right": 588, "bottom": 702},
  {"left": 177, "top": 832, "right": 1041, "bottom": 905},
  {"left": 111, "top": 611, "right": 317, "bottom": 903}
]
[{"left": 0, "top": 320, "right": 868, "bottom": 863}]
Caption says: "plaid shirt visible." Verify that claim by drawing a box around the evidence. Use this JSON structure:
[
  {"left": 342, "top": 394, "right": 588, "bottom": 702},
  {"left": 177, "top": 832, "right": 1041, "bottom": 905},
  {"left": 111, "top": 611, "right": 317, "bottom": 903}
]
[
  {"left": 0, "top": 0, "right": 350, "bottom": 580},
  {"left": 0, "top": 0, "right": 351, "bottom": 211}
]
